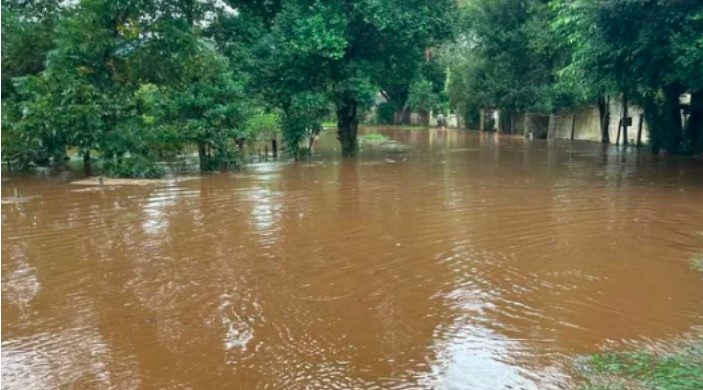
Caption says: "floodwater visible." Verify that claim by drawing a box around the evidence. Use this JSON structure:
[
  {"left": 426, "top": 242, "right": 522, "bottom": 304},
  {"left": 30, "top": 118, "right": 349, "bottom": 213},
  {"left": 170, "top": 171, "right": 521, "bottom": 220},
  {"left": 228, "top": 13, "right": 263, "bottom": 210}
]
[{"left": 3, "top": 129, "right": 703, "bottom": 390}]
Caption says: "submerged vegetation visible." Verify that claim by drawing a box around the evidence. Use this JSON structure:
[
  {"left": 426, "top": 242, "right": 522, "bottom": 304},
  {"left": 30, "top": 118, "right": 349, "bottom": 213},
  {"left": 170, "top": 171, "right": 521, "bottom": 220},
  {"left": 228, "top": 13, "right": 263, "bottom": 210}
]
[
  {"left": 692, "top": 255, "right": 703, "bottom": 273},
  {"left": 359, "top": 133, "right": 390, "bottom": 144},
  {"left": 1, "top": 0, "right": 455, "bottom": 174},
  {"left": 103, "top": 156, "right": 166, "bottom": 179},
  {"left": 3, "top": 1, "right": 701, "bottom": 177},
  {"left": 445, "top": 0, "right": 703, "bottom": 153},
  {"left": 578, "top": 341, "right": 703, "bottom": 390},
  {"left": 578, "top": 259, "right": 703, "bottom": 390}
]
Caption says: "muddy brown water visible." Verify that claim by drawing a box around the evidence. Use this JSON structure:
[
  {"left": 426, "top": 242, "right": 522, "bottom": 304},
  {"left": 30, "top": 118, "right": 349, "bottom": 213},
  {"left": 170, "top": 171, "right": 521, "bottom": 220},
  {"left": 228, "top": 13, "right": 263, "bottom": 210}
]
[{"left": 3, "top": 129, "right": 703, "bottom": 389}]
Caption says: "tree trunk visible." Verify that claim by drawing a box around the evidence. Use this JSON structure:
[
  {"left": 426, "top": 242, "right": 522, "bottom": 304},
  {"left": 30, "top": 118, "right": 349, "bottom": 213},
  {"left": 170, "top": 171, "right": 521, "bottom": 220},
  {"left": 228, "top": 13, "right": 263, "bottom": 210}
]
[
  {"left": 394, "top": 105, "right": 411, "bottom": 125},
  {"left": 598, "top": 93, "right": 610, "bottom": 144},
  {"left": 662, "top": 83, "right": 684, "bottom": 153},
  {"left": 83, "top": 150, "right": 91, "bottom": 175},
  {"left": 198, "top": 142, "right": 208, "bottom": 170},
  {"left": 337, "top": 97, "right": 359, "bottom": 156},
  {"left": 685, "top": 90, "right": 703, "bottom": 154}
]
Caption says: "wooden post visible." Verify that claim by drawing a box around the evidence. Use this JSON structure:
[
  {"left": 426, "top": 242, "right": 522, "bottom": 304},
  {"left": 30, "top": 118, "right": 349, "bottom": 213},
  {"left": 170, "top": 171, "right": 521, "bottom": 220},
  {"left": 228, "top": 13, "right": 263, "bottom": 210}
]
[
  {"left": 616, "top": 119, "right": 622, "bottom": 146},
  {"left": 570, "top": 113, "right": 576, "bottom": 140},
  {"left": 272, "top": 139, "right": 278, "bottom": 159},
  {"left": 637, "top": 114, "right": 644, "bottom": 147},
  {"left": 264, "top": 145, "right": 269, "bottom": 161}
]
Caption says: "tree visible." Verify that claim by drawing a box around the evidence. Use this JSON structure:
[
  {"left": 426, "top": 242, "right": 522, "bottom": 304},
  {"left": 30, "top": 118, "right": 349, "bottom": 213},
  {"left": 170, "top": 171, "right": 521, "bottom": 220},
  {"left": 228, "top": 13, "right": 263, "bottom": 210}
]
[
  {"left": 257, "top": 0, "right": 455, "bottom": 156},
  {"left": 1, "top": 0, "right": 62, "bottom": 99},
  {"left": 2, "top": 0, "right": 259, "bottom": 173},
  {"left": 553, "top": 0, "right": 703, "bottom": 154},
  {"left": 446, "top": 0, "right": 574, "bottom": 132}
]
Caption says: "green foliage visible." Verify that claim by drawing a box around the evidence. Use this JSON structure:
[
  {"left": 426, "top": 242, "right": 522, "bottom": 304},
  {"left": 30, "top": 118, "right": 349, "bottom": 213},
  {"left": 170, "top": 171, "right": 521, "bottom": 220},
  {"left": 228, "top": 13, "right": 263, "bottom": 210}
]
[
  {"left": 104, "top": 156, "right": 165, "bottom": 179},
  {"left": 446, "top": 0, "right": 571, "bottom": 121},
  {"left": 245, "top": 110, "right": 282, "bottom": 144},
  {"left": 408, "top": 79, "right": 437, "bottom": 114},
  {"left": 359, "top": 133, "right": 390, "bottom": 144},
  {"left": 442, "top": 0, "right": 703, "bottom": 149},
  {"left": 280, "top": 92, "right": 329, "bottom": 159},
  {"left": 376, "top": 102, "right": 396, "bottom": 125},
  {"left": 692, "top": 255, "right": 703, "bottom": 273},
  {"left": 253, "top": 0, "right": 456, "bottom": 156},
  {"left": 1, "top": 0, "right": 457, "bottom": 164},
  {"left": 579, "top": 344, "right": 703, "bottom": 390},
  {"left": 1, "top": 1, "right": 61, "bottom": 99},
  {"left": 551, "top": 0, "right": 703, "bottom": 154},
  {"left": 1, "top": 0, "right": 260, "bottom": 171}
]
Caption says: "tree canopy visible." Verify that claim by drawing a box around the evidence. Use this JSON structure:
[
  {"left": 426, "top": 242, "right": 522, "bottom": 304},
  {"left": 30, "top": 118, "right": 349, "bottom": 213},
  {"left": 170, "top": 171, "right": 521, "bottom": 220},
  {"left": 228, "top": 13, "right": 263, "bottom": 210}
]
[
  {"left": 2, "top": 0, "right": 456, "bottom": 172},
  {"left": 3, "top": 0, "right": 702, "bottom": 174},
  {"left": 447, "top": 0, "right": 703, "bottom": 153}
]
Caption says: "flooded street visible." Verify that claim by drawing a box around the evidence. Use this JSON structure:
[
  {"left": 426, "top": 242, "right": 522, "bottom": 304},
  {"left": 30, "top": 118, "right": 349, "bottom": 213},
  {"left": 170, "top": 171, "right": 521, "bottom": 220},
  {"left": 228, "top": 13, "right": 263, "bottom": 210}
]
[{"left": 3, "top": 129, "right": 703, "bottom": 389}]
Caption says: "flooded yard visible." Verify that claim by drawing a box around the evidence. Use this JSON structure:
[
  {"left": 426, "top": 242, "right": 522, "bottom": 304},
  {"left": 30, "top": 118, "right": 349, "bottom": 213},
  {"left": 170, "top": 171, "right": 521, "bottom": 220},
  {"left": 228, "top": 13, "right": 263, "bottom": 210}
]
[{"left": 3, "top": 128, "right": 703, "bottom": 389}]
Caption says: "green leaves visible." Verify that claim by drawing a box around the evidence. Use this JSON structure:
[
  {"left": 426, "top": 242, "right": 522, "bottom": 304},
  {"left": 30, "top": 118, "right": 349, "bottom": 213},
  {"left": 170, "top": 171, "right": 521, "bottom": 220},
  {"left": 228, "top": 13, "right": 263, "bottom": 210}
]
[
  {"left": 581, "top": 347, "right": 703, "bottom": 390},
  {"left": 2, "top": 0, "right": 458, "bottom": 165}
]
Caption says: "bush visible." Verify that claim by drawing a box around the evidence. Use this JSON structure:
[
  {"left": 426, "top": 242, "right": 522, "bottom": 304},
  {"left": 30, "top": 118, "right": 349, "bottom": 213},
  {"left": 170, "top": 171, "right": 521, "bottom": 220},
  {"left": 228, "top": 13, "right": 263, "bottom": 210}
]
[
  {"left": 104, "top": 156, "right": 165, "bottom": 178},
  {"left": 245, "top": 110, "right": 282, "bottom": 143}
]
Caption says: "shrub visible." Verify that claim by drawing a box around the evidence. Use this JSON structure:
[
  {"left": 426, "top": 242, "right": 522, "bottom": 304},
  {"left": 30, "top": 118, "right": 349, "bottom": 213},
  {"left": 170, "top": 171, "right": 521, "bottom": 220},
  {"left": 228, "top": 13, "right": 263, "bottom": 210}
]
[{"left": 104, "top": 156, "right": 165, "bottom": 179}]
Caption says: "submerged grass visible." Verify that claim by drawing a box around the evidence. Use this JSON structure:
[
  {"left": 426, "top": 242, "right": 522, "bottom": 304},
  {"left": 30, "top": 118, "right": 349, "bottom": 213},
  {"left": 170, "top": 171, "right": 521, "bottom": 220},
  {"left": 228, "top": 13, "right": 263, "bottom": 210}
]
[
  {"left": 364, "top": 124, "right": 430, "bottom": 131},
  {"left": 691, "top": 255, "right": 703, "bottom": 273},
  {"left": 578, "top": 343, "right": 703, "bottom": 390},
  {"left": 359, "top": 133, "right": 390, "bottom": 143},
  {"left": 578, "top": 258, "right": 703, "bottom": 389}
]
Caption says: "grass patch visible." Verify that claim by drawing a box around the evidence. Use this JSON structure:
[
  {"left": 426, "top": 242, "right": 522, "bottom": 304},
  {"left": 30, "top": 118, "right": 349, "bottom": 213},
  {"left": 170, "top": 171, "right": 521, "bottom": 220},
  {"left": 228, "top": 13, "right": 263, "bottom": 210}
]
[
  {"left": 359, "top": 133, "right": 390, "bottom": 144},
  {"left": 578, "top": 340, "right": 703, "bottom": 390},
  {"left": 364, "top": 124, "right": 430, "bottom": 131},
  {"left": 692, "top": 254, "right": 703, "bottom": 273}
]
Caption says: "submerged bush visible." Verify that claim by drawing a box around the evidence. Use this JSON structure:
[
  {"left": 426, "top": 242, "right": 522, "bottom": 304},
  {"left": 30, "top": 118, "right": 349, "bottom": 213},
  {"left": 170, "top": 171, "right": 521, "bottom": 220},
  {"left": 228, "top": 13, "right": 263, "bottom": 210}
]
[{"left": 104, "top": 156, "right": 165, "bottom": 179}]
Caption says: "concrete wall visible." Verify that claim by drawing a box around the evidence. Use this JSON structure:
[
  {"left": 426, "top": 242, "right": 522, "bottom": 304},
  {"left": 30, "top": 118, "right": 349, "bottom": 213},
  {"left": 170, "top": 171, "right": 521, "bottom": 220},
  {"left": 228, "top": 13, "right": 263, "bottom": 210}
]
[
  {"left": 512, "top": 113, "right": 525, "bottom": 135},
  {"left": 503, "top": 102, "right": 649, "bottom": 144},
  {"left": 548, "top": 103, "right": 649, "bottom": 144}
]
